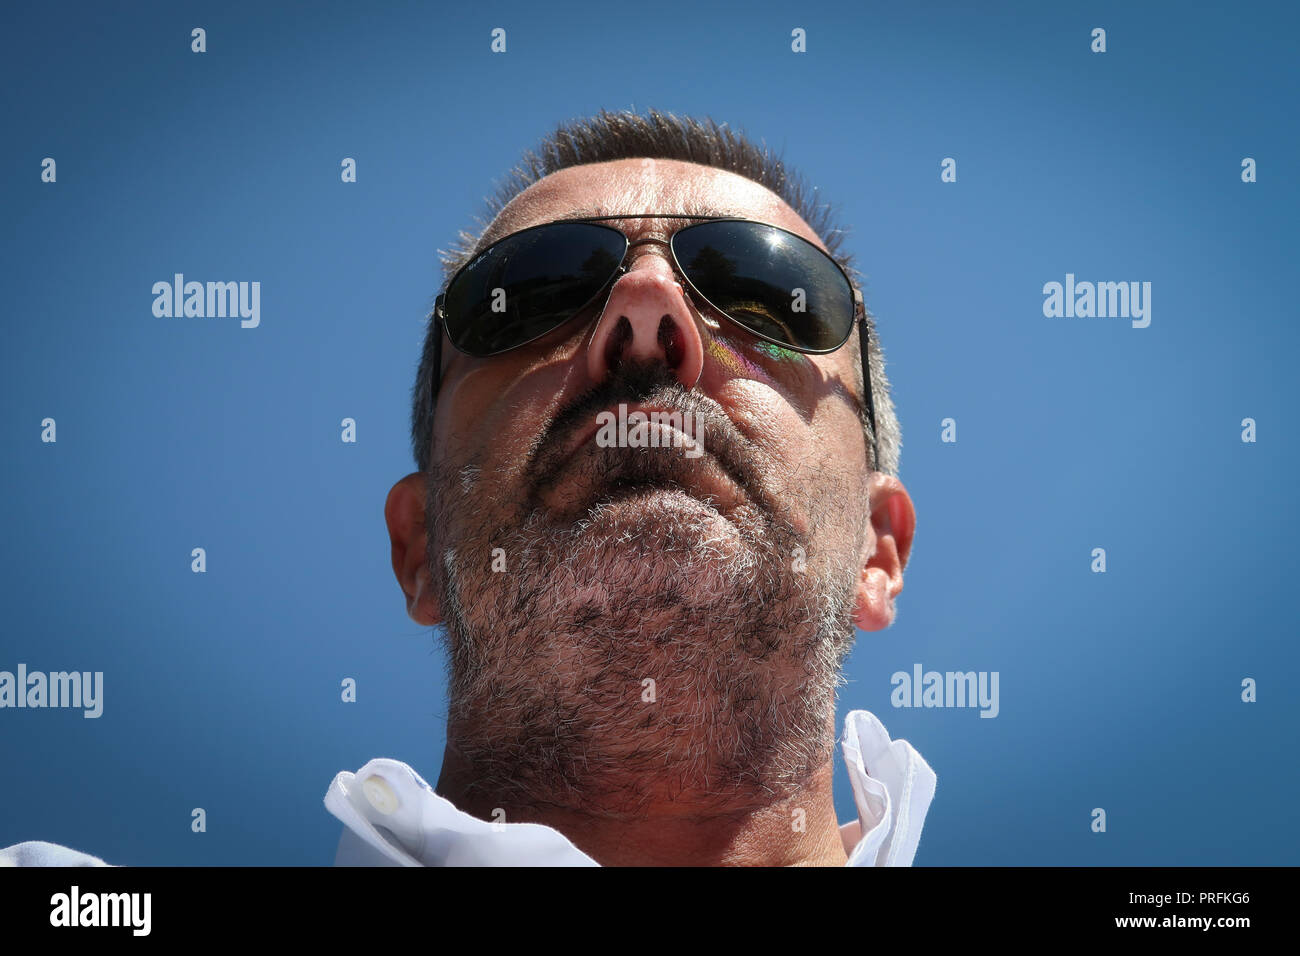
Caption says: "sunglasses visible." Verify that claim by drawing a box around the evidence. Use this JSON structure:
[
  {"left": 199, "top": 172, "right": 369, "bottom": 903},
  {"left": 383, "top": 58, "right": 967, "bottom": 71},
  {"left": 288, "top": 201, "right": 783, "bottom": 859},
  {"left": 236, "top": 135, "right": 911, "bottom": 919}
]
[{"left": 431, "top": 214, "right": 878, "bottom": 464}]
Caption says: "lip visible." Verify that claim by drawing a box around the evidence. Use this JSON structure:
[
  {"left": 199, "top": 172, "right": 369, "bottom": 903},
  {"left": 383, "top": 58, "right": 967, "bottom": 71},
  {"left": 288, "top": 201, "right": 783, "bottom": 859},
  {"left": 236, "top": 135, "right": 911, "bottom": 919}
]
[
  {"left": 562, "top": 402, "right": 705, "bottom": 459},
  {"left": 532, "top": 399, "right": 750, "bottom": 516}
]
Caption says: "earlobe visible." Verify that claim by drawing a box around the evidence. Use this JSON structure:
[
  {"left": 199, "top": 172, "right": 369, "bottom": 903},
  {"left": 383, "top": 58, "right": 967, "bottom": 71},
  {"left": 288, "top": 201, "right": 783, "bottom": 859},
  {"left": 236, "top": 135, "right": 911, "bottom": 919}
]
[
  {"left": 853, "top": 566, "right": 897, "bottom": 632},
  {"left": 408, "top": 564, "right": 442, "bottom": 628},
  {"left": 385, "top": 473, "right": 442, "bottom": 627}
]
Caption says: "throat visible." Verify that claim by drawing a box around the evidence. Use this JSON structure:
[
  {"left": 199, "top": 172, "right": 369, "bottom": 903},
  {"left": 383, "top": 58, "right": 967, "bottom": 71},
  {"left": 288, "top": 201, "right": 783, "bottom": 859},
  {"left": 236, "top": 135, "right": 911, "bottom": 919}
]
[{"left": 437, "top": 753, "right": 848, "bottom": 867}]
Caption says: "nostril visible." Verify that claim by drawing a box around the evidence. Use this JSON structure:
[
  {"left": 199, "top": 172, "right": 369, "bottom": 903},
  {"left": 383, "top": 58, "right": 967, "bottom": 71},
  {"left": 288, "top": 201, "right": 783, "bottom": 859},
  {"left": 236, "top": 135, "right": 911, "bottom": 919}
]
[
  {"left": 657, "top": 316, "right": 683, "bottom": 368},
  {"left": 605, "top": 315, "right": 633, "bottom": 373}
]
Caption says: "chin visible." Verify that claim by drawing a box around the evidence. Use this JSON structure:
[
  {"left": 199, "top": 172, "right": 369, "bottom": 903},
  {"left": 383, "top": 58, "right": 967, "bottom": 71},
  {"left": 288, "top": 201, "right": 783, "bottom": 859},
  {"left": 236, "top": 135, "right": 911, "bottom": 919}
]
[
  {"left": 529, "top": 517, "right": 757, "bottom": 617},
  {"left": 572, "top": 491, "right": 753, "bottom": 560}
]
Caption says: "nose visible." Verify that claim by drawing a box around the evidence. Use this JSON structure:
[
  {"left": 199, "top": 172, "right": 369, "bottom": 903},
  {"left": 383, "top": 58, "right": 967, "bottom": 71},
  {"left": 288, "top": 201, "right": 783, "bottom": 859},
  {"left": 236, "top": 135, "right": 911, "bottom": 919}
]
[{"left": 585, "top": 247, "right": 705, "bottom": 389}]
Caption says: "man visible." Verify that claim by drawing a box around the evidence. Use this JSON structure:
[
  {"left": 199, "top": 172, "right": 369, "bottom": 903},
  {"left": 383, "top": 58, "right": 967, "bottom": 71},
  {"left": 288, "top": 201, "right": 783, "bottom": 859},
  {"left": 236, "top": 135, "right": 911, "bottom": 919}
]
[
  {"left": 325, "top": 108, "right": 933, "bottom": 867},
  {"left": 1, "top": 108, "right": 933, "bottom": 869}
]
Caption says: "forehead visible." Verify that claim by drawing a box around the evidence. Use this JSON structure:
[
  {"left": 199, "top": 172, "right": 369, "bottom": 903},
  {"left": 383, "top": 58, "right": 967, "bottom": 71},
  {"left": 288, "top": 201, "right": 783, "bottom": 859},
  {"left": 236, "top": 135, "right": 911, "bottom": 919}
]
[{"left": 476, "top": 158, "right": 831, "bottom": 255}]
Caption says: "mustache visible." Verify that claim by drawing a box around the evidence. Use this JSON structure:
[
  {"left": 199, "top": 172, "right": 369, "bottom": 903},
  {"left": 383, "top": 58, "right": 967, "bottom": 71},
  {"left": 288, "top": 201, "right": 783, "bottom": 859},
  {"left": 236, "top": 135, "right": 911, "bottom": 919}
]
[{"left": 525, "top": 361, "right": 768, "bottom": 509}]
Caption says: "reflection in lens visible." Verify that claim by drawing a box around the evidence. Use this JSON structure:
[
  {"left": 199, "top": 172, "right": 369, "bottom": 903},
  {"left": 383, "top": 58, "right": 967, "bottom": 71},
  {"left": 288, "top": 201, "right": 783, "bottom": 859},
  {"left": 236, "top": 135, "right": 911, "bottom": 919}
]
[
  {"left": 446, "top": 223, "right": 626, "bottom": 355},
  {"left": 673, "top": 221, "right": 853, "bottom": 351}
]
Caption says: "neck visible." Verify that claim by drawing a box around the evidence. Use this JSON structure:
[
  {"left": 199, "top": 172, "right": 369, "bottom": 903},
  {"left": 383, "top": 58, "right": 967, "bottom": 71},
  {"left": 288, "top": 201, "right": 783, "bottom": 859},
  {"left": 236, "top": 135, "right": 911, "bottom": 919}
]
[{"left": 434, "top": 713, "right": 850, "bottom": 866}]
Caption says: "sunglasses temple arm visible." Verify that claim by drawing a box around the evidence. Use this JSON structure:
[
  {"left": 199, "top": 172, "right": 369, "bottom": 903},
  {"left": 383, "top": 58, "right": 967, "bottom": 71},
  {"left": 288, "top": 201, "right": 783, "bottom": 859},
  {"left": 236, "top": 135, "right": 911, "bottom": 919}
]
[
  {"left": 430, "top": 295, "right": 444, "bottom": 421},
  {"left": 854, "top": 291, "right": 880, "bottom": 472}
]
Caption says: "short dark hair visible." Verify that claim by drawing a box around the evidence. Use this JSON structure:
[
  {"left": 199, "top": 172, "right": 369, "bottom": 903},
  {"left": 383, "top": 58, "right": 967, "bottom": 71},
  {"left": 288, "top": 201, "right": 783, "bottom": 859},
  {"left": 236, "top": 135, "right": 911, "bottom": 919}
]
[{"left": 410, "top": 108, "right": 901, "bottom": 477}]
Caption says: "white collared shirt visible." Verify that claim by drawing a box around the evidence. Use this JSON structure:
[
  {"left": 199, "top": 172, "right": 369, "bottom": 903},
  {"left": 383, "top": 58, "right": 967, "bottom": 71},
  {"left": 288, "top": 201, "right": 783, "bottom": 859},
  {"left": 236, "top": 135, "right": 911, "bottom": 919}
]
[{"left": 324, "top": 709, "right": 936, "bottom": 867}]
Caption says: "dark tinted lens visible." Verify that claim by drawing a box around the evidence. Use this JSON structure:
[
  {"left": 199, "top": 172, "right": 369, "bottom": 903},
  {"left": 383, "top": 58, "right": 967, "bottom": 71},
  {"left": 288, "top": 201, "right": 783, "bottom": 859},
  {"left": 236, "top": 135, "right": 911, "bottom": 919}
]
[
  {"left": 444, "top": 222, "right": 626, "bottom": 356},
  {"left": 672, "top": 221, "right": 854, "bottom": 351}
]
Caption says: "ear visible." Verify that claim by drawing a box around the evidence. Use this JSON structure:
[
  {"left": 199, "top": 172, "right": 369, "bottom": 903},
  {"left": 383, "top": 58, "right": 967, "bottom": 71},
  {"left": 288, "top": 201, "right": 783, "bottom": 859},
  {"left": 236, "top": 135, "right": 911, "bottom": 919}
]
[
  {"left": 385, "top": 472, "right": 442, "bottom": 627},
  {"left": 853, "top": 473, "right": 916, "bottom": 632}
]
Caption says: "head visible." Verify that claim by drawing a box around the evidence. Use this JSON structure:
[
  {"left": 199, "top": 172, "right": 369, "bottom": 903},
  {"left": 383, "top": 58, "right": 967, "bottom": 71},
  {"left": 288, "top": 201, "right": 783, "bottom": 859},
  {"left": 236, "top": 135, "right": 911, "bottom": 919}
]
[{"left": 386, "top": 109, "right": 915, "bottom": 817}]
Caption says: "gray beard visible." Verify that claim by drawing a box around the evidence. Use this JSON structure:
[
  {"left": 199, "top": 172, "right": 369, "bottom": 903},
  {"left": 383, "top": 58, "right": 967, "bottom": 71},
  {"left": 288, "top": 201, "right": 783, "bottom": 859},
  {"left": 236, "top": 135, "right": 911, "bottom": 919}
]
[{"left": 427, "top": 460, "right": 861, "bottom": 818}]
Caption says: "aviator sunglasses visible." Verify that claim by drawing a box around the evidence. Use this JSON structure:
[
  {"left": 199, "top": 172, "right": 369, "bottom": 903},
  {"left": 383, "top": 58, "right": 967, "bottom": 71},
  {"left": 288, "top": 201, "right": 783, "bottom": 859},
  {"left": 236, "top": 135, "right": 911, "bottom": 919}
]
[{"left": 431, "top": 214, "right": 878, "bottom": 465}]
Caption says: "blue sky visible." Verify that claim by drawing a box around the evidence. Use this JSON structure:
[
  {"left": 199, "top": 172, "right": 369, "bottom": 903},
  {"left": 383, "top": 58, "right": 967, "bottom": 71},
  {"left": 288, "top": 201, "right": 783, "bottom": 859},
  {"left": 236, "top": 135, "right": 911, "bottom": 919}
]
[{"left": 1, "top": 0, "right": 1296, "bottom": 865}]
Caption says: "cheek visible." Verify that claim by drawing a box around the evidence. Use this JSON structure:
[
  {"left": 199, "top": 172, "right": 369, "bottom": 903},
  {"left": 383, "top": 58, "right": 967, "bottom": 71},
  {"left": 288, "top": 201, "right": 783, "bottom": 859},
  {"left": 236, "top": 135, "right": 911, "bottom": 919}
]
[
  {"left": 715, "top": 378, "right": 818, "bottom": 482},
  {"left": 704, "top": 345, "right": 848, "bottom": 471},
  {"left": 434, "top": 360, "right": 563, "bottom": 483},
  {"left": 717, "top": 376, "right": 865, "bottom": 533}
]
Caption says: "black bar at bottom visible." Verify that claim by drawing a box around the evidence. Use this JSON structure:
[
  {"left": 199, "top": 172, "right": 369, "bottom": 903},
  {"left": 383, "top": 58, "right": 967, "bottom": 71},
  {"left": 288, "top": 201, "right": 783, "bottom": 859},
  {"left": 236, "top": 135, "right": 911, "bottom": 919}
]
[{"left": 0, "top": 866, "right": 1283, "bottom": 942}]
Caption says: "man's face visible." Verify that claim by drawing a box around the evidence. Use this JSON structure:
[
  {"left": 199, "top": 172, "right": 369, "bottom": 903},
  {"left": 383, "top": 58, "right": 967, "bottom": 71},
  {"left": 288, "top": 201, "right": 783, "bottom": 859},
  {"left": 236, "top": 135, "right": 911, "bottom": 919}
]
[{"left": 388, "top": 158, "right": 912, "bottom": 815}]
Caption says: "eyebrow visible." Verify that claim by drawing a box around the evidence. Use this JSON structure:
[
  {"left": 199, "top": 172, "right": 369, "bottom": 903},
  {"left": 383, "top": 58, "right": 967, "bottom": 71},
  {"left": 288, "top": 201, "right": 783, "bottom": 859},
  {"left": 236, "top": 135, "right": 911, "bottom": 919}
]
[
  {"left": 556, "top": 198, "right": 734, "bottom": 220},
  {"left": 550, "top": 204, "right": 615, "bottom": 219}
]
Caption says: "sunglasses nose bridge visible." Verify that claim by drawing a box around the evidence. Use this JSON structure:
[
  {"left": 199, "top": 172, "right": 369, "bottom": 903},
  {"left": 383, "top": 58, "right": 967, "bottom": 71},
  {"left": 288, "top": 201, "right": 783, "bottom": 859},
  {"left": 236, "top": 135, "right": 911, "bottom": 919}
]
[
  {"left": 621, "top": 236, "right": 687, "bottom": 293},
  {"left": 627, "top": 235, "right": 670, "bottom": 249}
]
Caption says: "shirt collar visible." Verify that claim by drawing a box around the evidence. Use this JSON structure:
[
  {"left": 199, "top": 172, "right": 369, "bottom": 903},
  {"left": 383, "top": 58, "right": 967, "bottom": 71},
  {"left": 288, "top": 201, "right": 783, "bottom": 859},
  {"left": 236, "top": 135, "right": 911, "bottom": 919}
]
[{"left": 324, "top": 708, "right": 936, "bottom": 867}]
